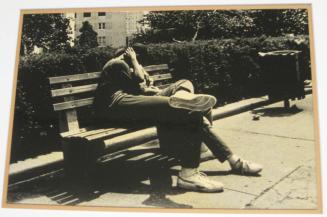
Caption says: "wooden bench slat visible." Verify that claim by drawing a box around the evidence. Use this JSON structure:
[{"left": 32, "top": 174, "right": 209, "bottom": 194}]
[
  {"left": 49, "top": 72, "right": 101, "bottom": 85},
  {"left": 51, "top": 72, "right": 172, "bottom": 98},
  {"left": 51, "top": 84, "right": 98, "bottom": 97},
  {"left": 103, "top": 127, "right": 157, "bottom": 152},
  {"left": 51, "top": 74, "right": 173, "bottom": 110},
  {"left": 150, "top": 73, "right": 172, "bottom": 82},
  {"left": 62, "top": 125, "right": 156, "bottom": 144},
  {"left": 78, "top": 128, "right": 120, "bottom": 139},
  {"left": 143, "top": 64, "right": 169, "bottom": 72},
  {"left": 53, "top": 98, "right": 94, "bottom": 111},
  {"left": 62, "top": 127, "right": 119, "bottom": 138},
  {"left": 49, "top": 65, "right": 169, "bottom": 85},
  {"left": 86, "top": 128, "right": 129, "bottom": 141},
  {"left": 51, "top": 79, "right": 173, "bottom": 111},
  {"left": 60, "top": 128, "right": 88, "bottom": 138}
]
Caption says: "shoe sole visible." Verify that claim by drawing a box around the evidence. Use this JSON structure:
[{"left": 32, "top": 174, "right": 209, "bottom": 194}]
[
  {"left": 169, "top": 94, "right": 217, "bottom": 112},
  {"left": 177, "top": 179, "right": 224, "bottom": 193}
]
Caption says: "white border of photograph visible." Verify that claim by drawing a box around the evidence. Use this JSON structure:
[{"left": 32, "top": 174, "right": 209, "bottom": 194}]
[{"left": 0, "top": 0, "right": 326, "bottom": 217}]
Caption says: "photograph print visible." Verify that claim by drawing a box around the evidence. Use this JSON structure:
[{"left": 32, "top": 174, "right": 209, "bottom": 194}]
[{"left": 2, "top": 4, "right": 322, "bottom": 213}]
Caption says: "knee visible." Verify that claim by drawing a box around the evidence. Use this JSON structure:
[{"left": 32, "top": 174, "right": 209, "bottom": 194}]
[{"left": 178, "top": 79, "right": 194, "bottom": 93}]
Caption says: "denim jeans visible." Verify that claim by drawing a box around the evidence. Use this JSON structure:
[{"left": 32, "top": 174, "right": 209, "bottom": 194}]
[{"left": 96, "top": 79, "right": 232, "bottom": 168}]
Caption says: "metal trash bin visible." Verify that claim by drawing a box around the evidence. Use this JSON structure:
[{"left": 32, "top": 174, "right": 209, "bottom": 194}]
[{"left": 258, "top": 50, "right": 305, "bottom": 107}]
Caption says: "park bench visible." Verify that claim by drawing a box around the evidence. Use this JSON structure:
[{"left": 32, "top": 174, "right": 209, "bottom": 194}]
[{"left": 49, "top": 64, "right": 177, "bottom": 180}]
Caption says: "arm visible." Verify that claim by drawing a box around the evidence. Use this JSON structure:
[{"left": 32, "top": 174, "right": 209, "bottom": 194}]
[
  {"left": 141, "top": 66, "right": 153, "bottom": 86},
  {"left": 140, "top": 85, "right": 161, "bottom": 95},
  {"left": 125, "top": 47, "right": 160, "bottom": 95},
  {"left": 125, "top": 47, "right": 145, "bottom": 82},
  {"left": 139, "top": 64, "right": 161, "bottom": 95}
]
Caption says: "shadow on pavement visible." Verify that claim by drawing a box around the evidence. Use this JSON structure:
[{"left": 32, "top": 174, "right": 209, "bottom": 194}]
[
  {"left": 7, "top": 147, "right": 199, "bottom": 208},
  {"left": 204, "top": 170, "right": 262, "bottom": 177},
  {"left": 252, "top": 105, "right": 303, "bottom": 118}
]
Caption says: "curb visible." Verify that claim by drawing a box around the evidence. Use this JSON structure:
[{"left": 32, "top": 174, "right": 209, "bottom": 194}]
[{"left": 8, "top": 88, "right": 312, "bottom": 186}]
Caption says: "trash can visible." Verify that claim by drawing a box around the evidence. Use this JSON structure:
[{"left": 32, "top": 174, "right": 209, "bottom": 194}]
[{"left": 258, "top": 50, "right": 305, "bottom": 107}]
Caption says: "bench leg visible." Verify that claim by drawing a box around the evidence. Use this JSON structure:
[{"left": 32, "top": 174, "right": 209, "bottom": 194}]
[
  {"left": 284, "top": 98, "right": 290, "bottom": 109},
  {"left": 61, "top": 138, "right": 98, "bottom": 183}
]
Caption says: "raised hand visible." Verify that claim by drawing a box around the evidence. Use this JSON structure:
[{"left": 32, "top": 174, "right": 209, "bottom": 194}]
[{"left": 124, "top": 47, "right": 137, "bottom": 61}]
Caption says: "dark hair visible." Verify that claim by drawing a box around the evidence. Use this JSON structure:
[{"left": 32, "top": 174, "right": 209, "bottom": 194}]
[{"left": 114, "top": 48, "right": 126, "bottom": 58}]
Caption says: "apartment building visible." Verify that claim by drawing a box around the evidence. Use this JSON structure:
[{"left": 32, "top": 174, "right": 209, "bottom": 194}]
[{"left": 74, "top": 12, "right": 144, "bottom": 48}]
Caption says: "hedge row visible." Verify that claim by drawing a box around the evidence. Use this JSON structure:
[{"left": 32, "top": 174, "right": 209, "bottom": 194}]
[
  {"left": 11, "top": 35, "right": 310, "bottom": 162},
  {"left": 137, "top": 35, "right": 310, "bottom": 103}
]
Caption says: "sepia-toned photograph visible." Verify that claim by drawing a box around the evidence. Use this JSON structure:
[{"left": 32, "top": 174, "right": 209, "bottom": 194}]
[{"left": 2, "top": 4, "right": 322, "bottom": 213}]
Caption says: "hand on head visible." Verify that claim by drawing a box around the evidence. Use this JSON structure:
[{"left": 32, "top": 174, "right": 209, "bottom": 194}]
[{"left": 124, "top": 47, "right": 137, "bottom": 62}]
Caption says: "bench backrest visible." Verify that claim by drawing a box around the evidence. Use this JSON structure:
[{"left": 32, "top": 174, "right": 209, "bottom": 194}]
[{"left": 48, "top": 64, "right": 173, "bottom": 134}]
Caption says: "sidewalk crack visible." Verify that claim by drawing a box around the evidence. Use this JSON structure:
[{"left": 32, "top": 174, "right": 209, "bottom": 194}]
[
  {"left": 221, "top": 128, "right": 314, "bottom": 142},
  {"left": 244, "top": 165, "right": 302, "bottom": 208},
  {"left": 225, "top": 188, "right": 258, "bottom": 197}
]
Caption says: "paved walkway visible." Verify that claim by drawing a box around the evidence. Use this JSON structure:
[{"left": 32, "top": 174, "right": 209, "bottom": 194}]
[{"left": 6, "top": 95, "right": 319, "bottom": 210}]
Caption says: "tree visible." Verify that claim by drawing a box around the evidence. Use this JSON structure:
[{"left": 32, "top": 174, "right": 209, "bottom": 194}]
[
  {"left": 249, "top": 9, "right": 309, "bottom": 36},
  {"left": 134, "top": 9, "right": 309, "bottom": 43},
  {"left": 76, "top": 21, "right": 98, "bottom": 49},
  {"left": 134, "top": 10, "right": 255, "bottom": 43},
  {"left": 280, "top": 9, "right": 309, "bottom": 35},
  {"left": 21, "top": 14, "right": 72, "bottom": 55}
]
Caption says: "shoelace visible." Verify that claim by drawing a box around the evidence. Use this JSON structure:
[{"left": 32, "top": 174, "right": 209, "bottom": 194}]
[
  {"left": 193, "top": 169, "right": 211, "bottom": 181},
  {"left": 233, "top": 158, "right": 250, "bottom": 174}
]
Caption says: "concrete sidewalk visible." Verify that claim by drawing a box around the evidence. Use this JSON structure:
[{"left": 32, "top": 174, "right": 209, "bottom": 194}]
[{"left": 5, "top": 92, "right": 319, "bottom": 211}]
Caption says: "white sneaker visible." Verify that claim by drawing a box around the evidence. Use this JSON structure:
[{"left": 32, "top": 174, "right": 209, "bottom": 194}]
[
  {"left": 229, "top": 155, "right": 263, "bottom": 175},
  {"left": 177, "top": 169, "right": 224, "bottom": 192}
]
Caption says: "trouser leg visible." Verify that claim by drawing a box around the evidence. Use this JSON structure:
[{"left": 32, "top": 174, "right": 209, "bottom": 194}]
[
  {"left": 201, "top": 121, "right": 233, "bottom": 163},
  {"left": 157, "top": 125, "right": 202, "bottom": 168},
  {"left": 101, "top": 94, "right": 202, "bottom": 168},
  {"left": 158, "top": 79, "right": 194, "bottom": 96},
  {"left": 203, "top": 109, "right": 213, "bottom": 126},
  {"left": 159, "top": 79, "right": 232, "bottom": 163},
  {"left": 156, "top": 79, "right": 198, "bottom": 162},
  {"left": 107, "top": 95, "right": 202, "bottom": 127},
  {"left": 178, "top": 127, "right": 202, "bottom": 168}
]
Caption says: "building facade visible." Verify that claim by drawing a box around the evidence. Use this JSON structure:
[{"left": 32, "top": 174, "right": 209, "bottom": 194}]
[{"left": 74, "top": 12, "right": 144, "bottom": 48}]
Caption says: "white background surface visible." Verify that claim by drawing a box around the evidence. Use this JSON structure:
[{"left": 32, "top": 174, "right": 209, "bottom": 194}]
[{"left": 0, "top": 0, "right": 326, "bottom": 217}]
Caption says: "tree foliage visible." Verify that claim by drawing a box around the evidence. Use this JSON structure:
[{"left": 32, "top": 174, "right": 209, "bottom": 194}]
[
  {"left": 76, "top": 21, "right": 99, "bottom": 49},
  {"left": 21, "top": 14, "right": 72, "bottom": 55},
  {"left": 133, "top": 9, "right": 309, "bottom": 43},
  {"left": 249, "top": 9, "right": 309, "bottom": 36},
  {"left": 135, "top": 10, "right": 254, "bottom": 43}
]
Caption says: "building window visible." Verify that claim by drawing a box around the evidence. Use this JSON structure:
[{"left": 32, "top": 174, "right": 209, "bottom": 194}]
[
  {"left": 98, "top": 22, "right": 106, "bottom": 29},
  {"left": 98, "top": 36, "right": 106, "bottom": 46},
  {"left": 107, "top": 22, "right": 111, "bottom": 29},
  {"left": 83, "top": 12, "right": 91, "bottom": 17},
  {"left": 98, "top": 12, "right": 106, "bottom": 16}
]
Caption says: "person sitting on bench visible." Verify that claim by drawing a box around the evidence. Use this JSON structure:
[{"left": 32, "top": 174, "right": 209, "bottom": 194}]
[{"left": 93, "top": 47, "right": 263, "bottom": 192}]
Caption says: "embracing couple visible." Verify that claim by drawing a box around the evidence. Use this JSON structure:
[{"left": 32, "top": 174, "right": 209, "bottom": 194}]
[{"left": 93, "top": 46, "right": 263, "bottom": 192}]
